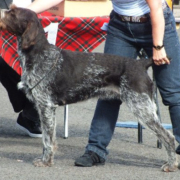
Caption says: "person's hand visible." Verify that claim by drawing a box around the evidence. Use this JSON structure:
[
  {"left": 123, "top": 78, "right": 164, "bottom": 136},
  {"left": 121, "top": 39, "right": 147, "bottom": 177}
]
[{"left": 152, "top": 47, "right": 170, "bottom": 66}]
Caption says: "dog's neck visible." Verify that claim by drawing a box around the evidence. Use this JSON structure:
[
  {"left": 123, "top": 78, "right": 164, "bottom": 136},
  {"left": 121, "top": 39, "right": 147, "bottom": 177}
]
[{"left": 17, "top": 33, "right": 61, "bottom": 92}]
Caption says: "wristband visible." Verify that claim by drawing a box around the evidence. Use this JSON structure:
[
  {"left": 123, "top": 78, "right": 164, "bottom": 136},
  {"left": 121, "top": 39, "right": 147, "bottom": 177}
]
[{"left": 153, "top": 44, "right": 164, "bottom": 50}]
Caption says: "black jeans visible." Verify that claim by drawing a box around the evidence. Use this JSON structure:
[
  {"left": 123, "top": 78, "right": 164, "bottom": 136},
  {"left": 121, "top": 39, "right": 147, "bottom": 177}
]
[{"left": 0, "top": 57, "right": 39, "bottom": 121}]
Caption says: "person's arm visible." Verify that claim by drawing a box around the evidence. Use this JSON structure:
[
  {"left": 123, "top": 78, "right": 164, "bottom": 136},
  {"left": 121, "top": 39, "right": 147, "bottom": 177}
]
[
  {"left": 27, "top": 0, "right": 64, "bottom": 14},
  {"left": 146, "top": 0, "right": 170, "bottom": 65}
]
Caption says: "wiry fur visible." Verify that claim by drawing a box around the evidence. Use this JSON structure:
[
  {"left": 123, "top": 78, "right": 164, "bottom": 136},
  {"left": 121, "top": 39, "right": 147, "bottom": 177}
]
[{"left": 0, "top": 6, "right": 178, "bottom": 171}]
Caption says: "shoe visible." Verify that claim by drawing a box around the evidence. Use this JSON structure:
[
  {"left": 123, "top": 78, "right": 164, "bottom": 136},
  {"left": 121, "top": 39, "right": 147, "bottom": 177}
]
[
  {"left": 16, "top": 112, "right": 42, "bottom": 138},
  {"left": 74, "top": 151, "right": 105, "bottom": 167},
  {"left": 176, "top": 145, "right": 180, "bottom": 155}
]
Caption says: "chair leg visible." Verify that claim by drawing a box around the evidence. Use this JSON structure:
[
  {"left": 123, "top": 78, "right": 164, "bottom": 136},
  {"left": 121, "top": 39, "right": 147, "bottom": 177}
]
[
  {"left": 64, "top": 105, "right": 69, "bottom": 139},
  {"left": 138, "top": 123, "right": 143, "bottom": 143}
]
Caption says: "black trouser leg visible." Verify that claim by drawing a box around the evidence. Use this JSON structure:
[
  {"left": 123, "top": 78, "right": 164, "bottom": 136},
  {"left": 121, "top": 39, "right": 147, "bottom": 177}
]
[{"left": 0, "top": 57, "right": 39, "bottom": 121}]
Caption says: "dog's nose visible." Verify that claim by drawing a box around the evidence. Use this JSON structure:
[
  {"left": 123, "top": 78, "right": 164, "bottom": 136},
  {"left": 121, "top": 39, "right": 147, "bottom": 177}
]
[{"left": 0, "top": 9, "right": 8, "bottom": 19}]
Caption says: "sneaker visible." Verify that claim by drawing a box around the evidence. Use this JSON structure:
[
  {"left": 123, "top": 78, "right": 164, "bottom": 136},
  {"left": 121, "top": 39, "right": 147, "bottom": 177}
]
[
  {"left": 74, "top": 151, "right": 105, "bottom": 167},
  {"left": 176, "top": 145, "right": 180, "bottom": 155},
  {"left": 16, "top": 112, "right": 42, "bottom": 138}
]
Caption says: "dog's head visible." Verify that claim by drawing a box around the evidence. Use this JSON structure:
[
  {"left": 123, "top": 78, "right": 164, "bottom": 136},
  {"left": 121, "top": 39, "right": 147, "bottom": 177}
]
[{"left": 0, "top": 4, "right": 40, "bottom": 49}]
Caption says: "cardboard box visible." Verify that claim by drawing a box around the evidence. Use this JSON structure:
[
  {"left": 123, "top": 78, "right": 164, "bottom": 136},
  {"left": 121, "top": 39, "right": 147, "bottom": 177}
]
[{"left": 47, "top": 0, "right": 112, "bottom": 17}]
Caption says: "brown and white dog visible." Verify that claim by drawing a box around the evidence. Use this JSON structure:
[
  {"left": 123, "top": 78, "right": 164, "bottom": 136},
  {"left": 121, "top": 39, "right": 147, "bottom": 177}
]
[{"left": 0, "top": 5, "right": 178, "bottom": 172}]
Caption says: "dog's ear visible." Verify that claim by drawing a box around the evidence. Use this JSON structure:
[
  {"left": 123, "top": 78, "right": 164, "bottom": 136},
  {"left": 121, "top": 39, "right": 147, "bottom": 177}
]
[
  {"left": 9, "top": 4, "right": 17, "bottom": 9},
  {"left": 21, "top": 21, "right": 39, "bottom": 50}
]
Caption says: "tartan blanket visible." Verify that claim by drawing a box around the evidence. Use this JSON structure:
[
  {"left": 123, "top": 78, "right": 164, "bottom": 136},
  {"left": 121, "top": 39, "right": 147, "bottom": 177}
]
[{"left": 0, "top": 12, "right": 109, "bottom": 75}]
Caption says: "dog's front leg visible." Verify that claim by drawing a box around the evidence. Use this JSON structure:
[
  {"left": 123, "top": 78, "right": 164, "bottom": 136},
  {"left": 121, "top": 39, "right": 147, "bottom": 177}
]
[{"left": 33, "top": 105, "right": 57, "bottom": 167}]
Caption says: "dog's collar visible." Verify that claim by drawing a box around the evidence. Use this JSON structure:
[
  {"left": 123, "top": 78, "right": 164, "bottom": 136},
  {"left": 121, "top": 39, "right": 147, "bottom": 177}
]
[{"left": 30, "top": 49, "right": 62, "bottom": 92}]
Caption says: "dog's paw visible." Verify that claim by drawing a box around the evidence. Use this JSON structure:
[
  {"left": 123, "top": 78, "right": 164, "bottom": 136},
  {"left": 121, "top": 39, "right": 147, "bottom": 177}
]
[
  {"left": 161, "top": 162, "right": 178, "bottom": 172},
  {"left": 33, "top": 158, "right": 53, "bottom": 167}
]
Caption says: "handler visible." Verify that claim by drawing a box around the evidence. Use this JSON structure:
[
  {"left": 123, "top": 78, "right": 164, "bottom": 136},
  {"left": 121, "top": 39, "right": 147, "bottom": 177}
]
[{"left": 73, "top": 0, "right": 180, "bottom": 166}]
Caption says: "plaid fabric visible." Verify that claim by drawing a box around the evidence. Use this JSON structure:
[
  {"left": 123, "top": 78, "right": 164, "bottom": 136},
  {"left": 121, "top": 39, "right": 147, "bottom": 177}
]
[{"left": 0, "top": 12, "right": 109, "bottom": 75}]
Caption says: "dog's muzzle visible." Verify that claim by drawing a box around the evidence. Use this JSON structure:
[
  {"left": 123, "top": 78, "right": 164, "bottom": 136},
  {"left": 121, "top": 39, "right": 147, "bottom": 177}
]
[{"left": 0, "top": 9, "right": 8, "bottom": 19}]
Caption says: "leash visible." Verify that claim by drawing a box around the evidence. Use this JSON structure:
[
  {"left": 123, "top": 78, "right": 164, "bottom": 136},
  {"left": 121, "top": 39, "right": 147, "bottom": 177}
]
[{"left": 30, "top": 49, "right": 62, "bottom": 91}]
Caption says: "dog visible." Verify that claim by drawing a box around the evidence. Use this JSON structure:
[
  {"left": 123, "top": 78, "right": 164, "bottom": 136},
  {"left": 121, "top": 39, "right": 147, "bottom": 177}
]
[{"left": 0, "top": 5, "right": 178, "bottom": 172}]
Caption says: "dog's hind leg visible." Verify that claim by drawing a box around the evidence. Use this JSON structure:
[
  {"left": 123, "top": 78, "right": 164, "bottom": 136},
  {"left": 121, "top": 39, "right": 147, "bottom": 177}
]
[
  {"left": 33, "top": 105, "right": 57, "bottom": 167},
  {"left": 123, "top": 91, "right": 178, "bottom": 172}
]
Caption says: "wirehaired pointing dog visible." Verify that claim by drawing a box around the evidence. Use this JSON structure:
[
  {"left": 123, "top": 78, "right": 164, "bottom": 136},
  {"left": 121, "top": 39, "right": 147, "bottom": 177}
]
[{"left": 0, "top": 5, "right": 178, "bottom": 172}]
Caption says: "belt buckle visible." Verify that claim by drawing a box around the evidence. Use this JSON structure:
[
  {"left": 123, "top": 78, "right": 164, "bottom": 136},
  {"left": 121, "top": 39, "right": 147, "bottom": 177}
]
[
  {"left": 119, "top": 14, "right": 148, "bottom": 23},
  {"left": 132, "top": 16, "right": 141, "bottom": 22},
  {"left": 122, "top": 16, "right": 131, "bottom": 22}
]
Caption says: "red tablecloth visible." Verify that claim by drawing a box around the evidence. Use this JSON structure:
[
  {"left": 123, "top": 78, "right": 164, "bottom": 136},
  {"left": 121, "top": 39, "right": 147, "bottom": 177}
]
[{"left": 0, "top": 12, "right": 109, "bottom": 75}]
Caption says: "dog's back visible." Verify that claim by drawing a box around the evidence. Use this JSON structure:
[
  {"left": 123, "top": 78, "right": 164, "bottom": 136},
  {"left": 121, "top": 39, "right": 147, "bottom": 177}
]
[{"left": 46, "top": 49, "right": 153, "bottom": 105}]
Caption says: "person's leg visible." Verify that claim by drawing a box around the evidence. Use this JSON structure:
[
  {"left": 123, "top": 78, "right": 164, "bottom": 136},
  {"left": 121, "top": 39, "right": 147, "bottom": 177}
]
[
  {"left": 0, "top": 57, "right": 42, "bottom": 137},
  {"left": 154, "top": 9, "right": 180, "bottom": 153},
  {"left": 16, "top": 101, "right": 42, "bottom": 138},
  {"left": 0, "top": 56, "right": 26, "bottom": 112},
  {"left": 86, "top": 26, "right": 140, "bottom": 157},
  {"left": 86, "top": 99, "right": 121, "bottom": 156},
  {"left": 75, "top": 11, "right": 140, "bottom": 166},
  {"left": 144, "top": 7, "right": 180, "bottom": 154}
]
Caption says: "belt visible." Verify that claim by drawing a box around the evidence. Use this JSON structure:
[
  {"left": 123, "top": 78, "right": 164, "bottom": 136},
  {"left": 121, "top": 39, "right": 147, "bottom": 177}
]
[
  {"left": 115, "top": 13, "right": 150, "bottom": 23},
  {"left": 115, "top": 2, "right": 167, "bottom": 23}
]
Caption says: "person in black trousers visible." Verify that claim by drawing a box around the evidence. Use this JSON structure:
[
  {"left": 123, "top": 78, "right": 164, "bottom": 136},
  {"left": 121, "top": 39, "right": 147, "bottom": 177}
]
[{"left": 0, "top": 0, "right": 42, "bottom": 137}]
